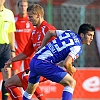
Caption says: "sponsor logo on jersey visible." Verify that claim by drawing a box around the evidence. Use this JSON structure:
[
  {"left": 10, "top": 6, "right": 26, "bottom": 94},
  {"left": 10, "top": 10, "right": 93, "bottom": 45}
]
[{"left": 16, "top": 29, "right": 31, "bottom": 33}]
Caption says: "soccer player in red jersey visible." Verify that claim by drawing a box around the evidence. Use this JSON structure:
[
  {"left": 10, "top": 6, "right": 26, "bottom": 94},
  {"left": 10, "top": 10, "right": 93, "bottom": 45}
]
[
  {"left": 4, "top": 3, "right": 56, "bottom": 100},
  {"left": 12, "top": 0, "right": 34, "bottom": 75}
]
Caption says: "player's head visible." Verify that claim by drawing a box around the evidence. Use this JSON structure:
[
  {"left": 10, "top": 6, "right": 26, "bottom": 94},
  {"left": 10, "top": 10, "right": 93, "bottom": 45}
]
[
  {"left": 78, "top": 23, "right": 95, "bottom": 45},
  {"left": 27, "top": 4, "right": 44, "bottom": 26},
  {"left": 17, "top": 0, "right": 28, "bottom": 15}
]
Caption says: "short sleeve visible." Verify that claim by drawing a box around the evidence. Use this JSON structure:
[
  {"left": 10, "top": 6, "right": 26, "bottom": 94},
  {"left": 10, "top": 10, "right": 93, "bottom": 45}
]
[
  {"left": 69, "top": 46, "right": 82, "bottom": 60},
  {"left": 56, "top": 30, "right": 65, "bottom": 37},
  {"left": 8, "top": 11, "right": 16, "bottom": 33}
]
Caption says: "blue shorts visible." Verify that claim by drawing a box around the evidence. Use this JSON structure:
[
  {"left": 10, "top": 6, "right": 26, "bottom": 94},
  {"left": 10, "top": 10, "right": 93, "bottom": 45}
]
[{"left": 29, "top": 58, "right": 67, "bottom": 84}]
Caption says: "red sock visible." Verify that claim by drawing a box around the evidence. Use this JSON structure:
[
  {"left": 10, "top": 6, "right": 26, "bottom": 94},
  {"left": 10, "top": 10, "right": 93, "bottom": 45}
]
[
  {"left": 6, "top": 85, "right": 22, "bottom": 100},
  {"left": 34, "top": 86, "right": 46, "bottom": 100}
]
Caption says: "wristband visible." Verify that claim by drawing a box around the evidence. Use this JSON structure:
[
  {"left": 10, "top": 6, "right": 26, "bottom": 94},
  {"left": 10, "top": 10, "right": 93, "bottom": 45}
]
[{"left": 11, "top": 50, "right": 16, "bottom": 52}]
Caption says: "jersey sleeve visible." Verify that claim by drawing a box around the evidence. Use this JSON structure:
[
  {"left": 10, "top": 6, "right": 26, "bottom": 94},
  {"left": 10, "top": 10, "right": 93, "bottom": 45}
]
[
  {"left": 56, "top": 30, "right": 65, "bottom": 37},
  {"left": 69, "top": 46, "right": 82, "bottom": 61},
  {"left": 8, "top": 11, "right": 16, "bottom": 33},
  {"left": 44, "top": 25, "right": 56, "bottom": 42}
]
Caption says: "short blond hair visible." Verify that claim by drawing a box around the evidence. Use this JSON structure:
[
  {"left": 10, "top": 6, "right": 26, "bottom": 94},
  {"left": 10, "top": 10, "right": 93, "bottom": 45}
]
[{"left": 27, "top": 4, "right": 44, "bottom": 17}]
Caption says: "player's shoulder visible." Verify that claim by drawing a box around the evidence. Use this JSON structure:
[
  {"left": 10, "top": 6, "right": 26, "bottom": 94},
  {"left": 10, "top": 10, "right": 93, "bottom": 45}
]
[
  {"left": 4, "top": 7, "right": 14, "bottom": 17},
  {"left": 42, "top": 20, "right": 56, "bottom": 30},
  {"left": 4, "top": 8, "right": 13, "bottom": 13}
]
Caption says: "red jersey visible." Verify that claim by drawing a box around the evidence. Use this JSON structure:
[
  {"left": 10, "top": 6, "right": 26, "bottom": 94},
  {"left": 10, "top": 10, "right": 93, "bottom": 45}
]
[
  {"left": 14, "top": 14, "right": 34, "bottom": 54},
  {"left": 23, "top": 20, "right": 56, "bottom": 56}
]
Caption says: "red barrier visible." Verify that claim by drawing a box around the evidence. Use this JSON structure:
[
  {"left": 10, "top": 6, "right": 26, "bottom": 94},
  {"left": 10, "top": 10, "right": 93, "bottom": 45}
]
[
  {"left": 0, "top": 68, "right": 100, "bottom": 99},
  {"left": 73, "top": 68, "right": 100, "bottom": 98},
  {"left": 39, "top": 68, "right": 100, "bottom": 99}
]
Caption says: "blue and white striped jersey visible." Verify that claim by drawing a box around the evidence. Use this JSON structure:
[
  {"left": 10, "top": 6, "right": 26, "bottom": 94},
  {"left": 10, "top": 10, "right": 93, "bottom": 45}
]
[{"left": 34, "top": 30, "right": 82, "bottom": 63}]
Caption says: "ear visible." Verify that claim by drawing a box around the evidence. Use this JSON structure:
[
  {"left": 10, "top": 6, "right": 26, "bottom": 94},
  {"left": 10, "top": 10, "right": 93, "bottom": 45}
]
[
  {"left": 37, "top": 13, "right": 40, "bottom": 18},
  {"left": 80, "top": 33, "right": 84, "bottom": 38}
]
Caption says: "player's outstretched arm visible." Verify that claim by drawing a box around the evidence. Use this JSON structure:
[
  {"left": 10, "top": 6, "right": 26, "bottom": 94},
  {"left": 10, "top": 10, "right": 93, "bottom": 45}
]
[{"left": 4, "top": 53, "right": 27, "bottom": 71}]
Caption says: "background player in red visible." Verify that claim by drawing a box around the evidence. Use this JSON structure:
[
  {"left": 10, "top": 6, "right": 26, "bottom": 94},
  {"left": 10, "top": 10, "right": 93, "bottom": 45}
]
[
  {"left": 4, "top": 4, "right": 56, "bottom": 100},
  {"left": 11, "top": 0, "right": 34, "bottom": 75}
]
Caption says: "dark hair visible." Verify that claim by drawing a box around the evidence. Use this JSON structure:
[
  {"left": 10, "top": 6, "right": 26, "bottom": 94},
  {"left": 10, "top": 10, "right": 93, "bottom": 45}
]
[{"left": 78, "top": 23, "right": 95, "bottom": 35}]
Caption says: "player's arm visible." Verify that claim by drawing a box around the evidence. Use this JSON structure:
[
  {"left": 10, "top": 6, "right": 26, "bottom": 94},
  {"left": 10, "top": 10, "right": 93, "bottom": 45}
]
[
  {"left": 4, "top": 52, "right": 27, "bottom": 71},
  {"left": 8, "top": 12, "right": 16, "bottom": 58},
  {"left": 8, "top": 31, "right": 16, "bottom": 58},
  {"left": 63, "top": 55, "right": 76, "bottom": 76},
  {"left": 5, "top": 34, "right": 34, "bottom": 71},
  {"left": 40, "top": 30, "right": 57, "bottom": 48}
]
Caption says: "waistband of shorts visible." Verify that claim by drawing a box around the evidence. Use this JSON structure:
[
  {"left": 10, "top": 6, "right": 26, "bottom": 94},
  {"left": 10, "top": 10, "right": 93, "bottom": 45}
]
[
  {"left": 0, "top": 43, "right": 9, "bottom": 45},
  {"left": 33, "top": 57, "right": 56, "bottom": 65}
]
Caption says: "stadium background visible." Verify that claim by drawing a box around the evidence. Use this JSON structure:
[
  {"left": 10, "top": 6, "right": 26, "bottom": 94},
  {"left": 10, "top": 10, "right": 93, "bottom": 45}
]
[{"left": 1, "top": 0, "right": 100, "bottom": 100}]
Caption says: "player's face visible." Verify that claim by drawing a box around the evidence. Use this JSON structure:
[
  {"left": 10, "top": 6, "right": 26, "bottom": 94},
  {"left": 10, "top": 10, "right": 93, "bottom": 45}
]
[
  {"left": 28, "top": 10, "right": 39, "bottom": 26},
  {"left": 18, "top": 1, "right": 28, "bottom": 15},
  {"left": 84, "top": 31, "right": 94, "bottom": 45}
]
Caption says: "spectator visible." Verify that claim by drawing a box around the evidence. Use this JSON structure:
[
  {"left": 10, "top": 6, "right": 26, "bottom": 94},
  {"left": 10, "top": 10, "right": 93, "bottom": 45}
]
[{"left": 12, "top": 0, "right": 34, "bottom": 75}]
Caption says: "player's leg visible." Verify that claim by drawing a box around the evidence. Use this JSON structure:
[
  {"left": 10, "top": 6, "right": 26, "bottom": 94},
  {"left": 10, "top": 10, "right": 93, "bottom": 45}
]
[
  {"left": 59, "top": 73, "right": 76, "bottom": 100},
  {"left": 24, "top": 58, "right": 46, "bottom": 100},
  {"left": 22, "top": 69, "right": 46, "bottom": 100},
  {"left": 5, "top": 73, "right": 23, "bottom": 100},
  {"left": 24, "top": 58, "right": 30, "bottom": 70},
  {"left": 1, "top": 67, "right": 11, "bottom": 100},
  {"left": 23, "top": 82, "right": 39, "bottom": 100},
  {"left": 22, "top": 59, "right": 76, "bottom": 100},
  {"left": 0, "top": 44, "right": 12, "bottom": 100}
]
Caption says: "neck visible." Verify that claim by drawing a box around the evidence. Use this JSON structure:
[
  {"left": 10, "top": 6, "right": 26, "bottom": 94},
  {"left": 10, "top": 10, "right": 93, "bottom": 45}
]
[
  {"left": 0, "top": 5, "right": 4, "bottom": 12},
  {"left": 19, "top": 13, "right": 27, "bottom": 18},
  {"left": 37, "top": 18, "right": 44, "bottom": 27}
]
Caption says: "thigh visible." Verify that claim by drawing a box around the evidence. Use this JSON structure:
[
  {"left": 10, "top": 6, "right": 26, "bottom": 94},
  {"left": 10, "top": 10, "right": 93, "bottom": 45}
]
[
  {"left": 59, "top": 73, "right": 75, "bottom": 87},
  {"left": 12, "top": 60, "right": 22, "bottom": 71},
  {"left": 5, "top": 74, "right": 22, "bottom": 87},
  {"left": 24, "top": 58, "right": 31, "bottom": 70},
  {"left": 17, "top": 70, "right": 29, "bottom": 90}
]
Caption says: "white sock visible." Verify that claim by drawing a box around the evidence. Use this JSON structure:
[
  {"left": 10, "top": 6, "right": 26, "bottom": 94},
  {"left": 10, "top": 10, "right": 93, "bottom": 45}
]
[
  {"left": 23, "top": 91, "right": 32, "bottom": 99},
  {"left": 63, "top": 86, "right": 74, "bottom": 94}
]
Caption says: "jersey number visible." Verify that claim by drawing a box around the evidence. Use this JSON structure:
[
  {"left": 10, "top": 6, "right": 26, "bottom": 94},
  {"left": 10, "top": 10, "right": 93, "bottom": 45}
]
[{"left": 53, "top": 35, "right": 74, "bottom": 52}]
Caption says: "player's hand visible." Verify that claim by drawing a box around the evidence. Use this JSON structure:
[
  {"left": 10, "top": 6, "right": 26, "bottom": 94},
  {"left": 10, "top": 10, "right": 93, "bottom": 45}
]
[
  {"left": 4, "top": 59, "right": 12, "bottom": 72},
  {"left": 67, "top": 66, "right": 76, "bottom": 77}
]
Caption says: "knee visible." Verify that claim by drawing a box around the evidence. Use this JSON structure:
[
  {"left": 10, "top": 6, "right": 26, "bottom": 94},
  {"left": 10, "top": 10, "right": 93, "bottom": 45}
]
[
  {"left": 60, "top": 75, "right": 76, "bottom": 89},
  {"left": 65, "top": 78, "right": 76, "bottom": 88},
  {"left": 70, "top": 78, "right": 76, "bottom": 88},
  {"left": 4, "top": 79, "right": 12, "bottom": 88},
  {"left": 4, "top": 80, "right": 9, "bottom": 88}
]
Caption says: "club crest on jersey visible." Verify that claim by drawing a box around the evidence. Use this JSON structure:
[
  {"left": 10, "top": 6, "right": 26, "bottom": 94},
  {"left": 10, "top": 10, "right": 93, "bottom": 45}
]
[{"left": 26, "top": 22, "right": 30, "bottom": 28}]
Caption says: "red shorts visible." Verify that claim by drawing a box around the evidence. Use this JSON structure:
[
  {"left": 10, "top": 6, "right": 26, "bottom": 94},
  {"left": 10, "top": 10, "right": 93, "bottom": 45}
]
[
  {"left": 12, "top": 58, "right": 31, "bottom": 71},
  {"left": 17, "top": 69, "right": 47, "bottom": 90}
]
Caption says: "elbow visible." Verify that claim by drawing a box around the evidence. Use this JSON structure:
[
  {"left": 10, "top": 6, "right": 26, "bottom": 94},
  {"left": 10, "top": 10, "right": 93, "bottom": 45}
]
[{"left": 47, "top": 30, "right": 56, "bottom": 37}]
